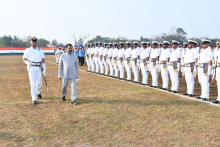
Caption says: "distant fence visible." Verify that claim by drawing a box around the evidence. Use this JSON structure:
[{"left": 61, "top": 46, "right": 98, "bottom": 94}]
[{"left": 0, "top": 48, "right": 55, "bottom": 56}]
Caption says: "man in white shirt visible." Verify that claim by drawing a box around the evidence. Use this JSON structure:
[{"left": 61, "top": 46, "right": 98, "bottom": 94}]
[
  {"left": 131, "top": 42, "right": 139, "bottom": 83},
  {"left": 117, "top": 42, "right": 126, "bottom": 79},
  {"left": 183, "top": 40, "right": 199, "bottom": 97},
  {"left": 159, "top": 41, "right": 171, "bottom": 90},
  {"left": 93, "top": 42, "right": 100, "bottom": 73},
  {"left": 213, "top": 41, "right": 220, "bottom": 104},
  {"left": 196, "top": 39, "right": 213, "bottom": 101},
  {"left": 85, "top": 44, "right": 91, "bottom": 71},
  {"left": 140, "top": 42, "right": 150, "bottom": 85},
  {"left": 23, "top": 37, "right": 46, "bottom": 105},
  {"left": 149, "top": 41, "right": 160, "bottom": 87},
  {"left": 102, "top": 43, "right": 109, "bottom": 75},
  {"left": 98, "top": 42, "right": 104, "bottom": 74},
  {"left": 90, "top": 43, "right": 96, "bottom": 72},
  {"left": 55, "top": 47, "right": 64, "bottom": 64},
  {"left": 112, "top": 43, "right": 119, "bottom": 78},
  {"left": 168, "top": 40, "right": 182, "bottom": 93},
  {"left": 108, "top": 43, "right": 114, "bottom": 77},
  {"left": 124, "top": 42, "right": 132, "bottom": 81}
]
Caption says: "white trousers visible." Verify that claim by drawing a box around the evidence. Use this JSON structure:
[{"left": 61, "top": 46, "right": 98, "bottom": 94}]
[
  {"left": 168, "top": 66, "right": 179, "bottom": 91},
  {"left": 160, "top": 65, "right": 169, "bottom": 89},
  {"left": 124, "top": 61, "right": 131, "bottom": 80},
  {"left": 28, "top": 66, "right": 42, "bottom": 102},
  {"left": 112, "top": 60, "right": 119, "bottom": 77},
  {"left": 90, "top": 57, "right": 95, "bottom": 72},
  {"left": 185, "top": 67, "right": 195, "bottom": 95},
  {"left": 99, "top": 58, "right": 104, "bottom": 74},
  {"left": 94, "top": 57, "right": 100, "bottom": 73},
  {"left": 55, "top": 55, "right": 60, "bottom": 64},
  {"left": 150, "top": 63, "right": 159, "bottom": 87},
  {"left": 131, "top": 60, "right": 139, "bottom": 82},
  {"left": 108, "top": 59, "right": 114, "bottom": 76},
  {"left": 140, "top": 62, "right": 148, "bottom": 85},
  {"left": 87, "top": 57, "right": 91, "bottom": 71},
  {"left": 216, "top": 67, "right": 220, "bottom": 101},
  {"left": 117, "top": 60, "right": 125, "bottom": 79},
  {"left": 62, "top": 78, "right": 77, "bottom": 101},
  {"left": 198, "top": 68, "right": 210, "bottom": 99},
  {"left": 103, "top": 59, "right": 109, "bottom": 75}
]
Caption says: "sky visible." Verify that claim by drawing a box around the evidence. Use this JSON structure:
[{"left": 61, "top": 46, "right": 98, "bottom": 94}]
[{"left": 0, "top": 0, "right": 219, "bottom": 43}]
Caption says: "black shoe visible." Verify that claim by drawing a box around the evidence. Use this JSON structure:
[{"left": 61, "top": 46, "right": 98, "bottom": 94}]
[
  {"left": 168, "top": 90, "right": 172, "bottom": 92},
  {"left": 37, "top": 94, "right": 42, "bottom": 99},
  {"left": 213, "top": 100, "right": 220, "bottom": 104},
  {"left": 153, "top": 86, "right": 158, "bottom": 88},
  {"left": 172, "top": 91, "right": 177, "bottom": 93},
  {"left": 196, "top": 96, "right": 201, "bottom": 99},
  {"left": 62, "top": 96, "right": 66, "bottom": 101},
  {"left": 71, "top": 100, "right": 77, "bottom": 105},
  {"left": 188, "top": 94, "right": 194, "bottom": 97},
  {"left": 202, "top": 98, "right": 209, "bottom": 101},
  {"left": 150, "top": 85, "right": 153, "bottom": 87},
  {"left": 184, "top": 93, "right": 188, "bottom": 96},
  {"left": 33, "top": 100, "right": 38, "bottom": 105}
]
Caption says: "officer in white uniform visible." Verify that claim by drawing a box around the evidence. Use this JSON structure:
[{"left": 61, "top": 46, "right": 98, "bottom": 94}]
[
  {"left": 149, "top": 41, "right": 160, "bottom": 87},
  {"left": 108, "top": 43, "right": 114, "bottom": 76},
  {"left": 159, "top": 41, "right": 171, "bottom": 90},
  {"left": 213, "top": 41, "right": 220, "bottom": 104},
  {"left": 55, "top": 47, "right": 64, "bottom": 64},
  {"left": 117, "top": 42, "right": 126, "bottom": 79},
  {"left": 85, "top": 44, "right": 91, "bottom": 71},
  {"left": 98, "top": 42, "right": 104, "bottom": 74},
  {"left": 124, "top": 42, "right": 132, "bottom": 81},
  {"left": 183, "top": 40, "right": 199, "bottom": 96},
  {"left": 90, "top": 43, "right": 96, "bottom": 72},
  {"left": 131, "top": 42, "right": 139, "bottom": 83},
  {"left": 168, "top": 40, "right": 182, "bottom": 93},
  {"left": 196, "top": 39, "right": 213, "bottom": 101},
  {"left": 93, "top": 42, "right": 100, "bottom": 73},
  {"left": 112, "top": 43, "right": 119, "bottom": 78},
  {"left": 23, "top": 37, "right": 46, "bottom": 104},
  {"left": 181, "top": 42, "right": 188, "bottom": 77},
  {"left": 140, "top": 42, "right": 150, "bottom": 85},
  {"left": 102, "top": 43, "right": 109, "bottom": 75}
]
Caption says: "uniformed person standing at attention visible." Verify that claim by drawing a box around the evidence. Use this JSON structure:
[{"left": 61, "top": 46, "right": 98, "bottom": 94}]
[
  {"left": 196, "top": 39, "right": 213, "bottom": 101},
  {"left": 131, "top": 42, "right": 139, "bottom": 83},
  {"left": 58, "top": 43, "right": 79, "bottom": 105},
  {"left": 139, "top": 42, "right": 150, "bottom": 85},
  {"left": 124, "top": 42, "right": 132, "bottom": 81},
  {"left": 23, "top": 37, "right": 46, "bottom": 105},
  {"left": 168, "top": 40, "right": 182, "bottom": 93},
  {"left": 159, "top": 41, "right": 171, "bottom": 90},
  {"left": 149, "top": 41, "right": 160, "bottom": 88},
  {"left": 212, "top": 41, "right": 220, "bottom": 104},
  {"left": 183, "top": 40, "right": 199, "bottom": 97}
]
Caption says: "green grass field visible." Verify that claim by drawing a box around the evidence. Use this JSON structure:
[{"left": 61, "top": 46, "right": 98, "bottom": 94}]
[{"left": 0, "top": 56, "right": 220, "bottom": 147}]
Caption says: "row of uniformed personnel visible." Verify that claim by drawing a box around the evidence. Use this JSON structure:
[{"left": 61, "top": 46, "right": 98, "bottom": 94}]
[{"left": 85, "top": 40, "right": 220, "bottom": 104}]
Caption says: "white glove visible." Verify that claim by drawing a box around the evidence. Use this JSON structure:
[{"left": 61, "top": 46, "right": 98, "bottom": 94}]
[{"left": 42, "top": 63, "right": 46, "bottom": 76}]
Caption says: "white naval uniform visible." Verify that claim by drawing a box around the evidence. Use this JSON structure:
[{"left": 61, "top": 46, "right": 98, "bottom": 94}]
[
  {"left": 159, "top": 48, "right": 171, "bottom": 89},
  {"left": 117, "top": 48, "right": 125, "bottom": 79},
  {"left": 90, "top": 47, "right": 95, "bottom": 72},
  {"left": 112, "top": 48, "right": 119, "bottom": 77},
  {"left": 168, "top": 48, "right": 182, "bottom": 91},
  {"left": 55, "top": 49, "right": 64, "bottom": 64},
  {"left": 124, "top": 48, "right": 132, "bottom": 80},
  {"left": 107, "top": 48, "right": 114, "bottom": 76},
  {"left": 183, "top": 48, "right": 199, "bottom": 95},
  {"left": 102, "top": 48, "right": 109, "bottom": 75},
  {"left": 98, "top": 47, "right": 104, "bottom": 74},
  {"left": 93, "top": 47, "right": 99, "bottom": 73},
  {"left": 131, "top": 48, "right": 139, "bottom": 82},
  {"left": 86, "top": 48, "right": 91, "bottom": 71},
  {"left": 214, "top": 48, "right": 220, "bottom": 101},
  {"left": 149, "top": 48, "right": 160, "bottom": 87},
  {"left": 197, "top": 47, "right": 213, "bottom": 99},
  {"left": 140, "top": 47, "right": 150, "bottom": 85},
  {"left": 23, "top": 47, "right": 45, "bottom": 103}
]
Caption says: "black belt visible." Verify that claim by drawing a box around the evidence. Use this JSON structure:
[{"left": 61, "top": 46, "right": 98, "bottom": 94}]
[{"left": 30, "top": 65, "right": 41, "bottom": 67}]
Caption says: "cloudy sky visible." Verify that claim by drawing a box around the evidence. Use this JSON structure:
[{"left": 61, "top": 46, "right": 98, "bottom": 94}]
[{"left": 0, "top": 0, "right": 219, "bottom": 43}]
